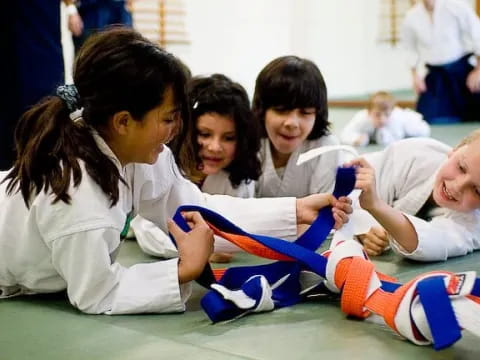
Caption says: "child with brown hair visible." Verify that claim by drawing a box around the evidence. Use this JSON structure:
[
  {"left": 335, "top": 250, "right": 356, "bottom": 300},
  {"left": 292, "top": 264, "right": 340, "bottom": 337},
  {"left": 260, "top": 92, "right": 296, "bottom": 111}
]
[
  {"left": 253, "top": 55, "right": 345, "bottom": 197},
  {"left": 173, "top": 73, "right": 261, "bottom": 198}
]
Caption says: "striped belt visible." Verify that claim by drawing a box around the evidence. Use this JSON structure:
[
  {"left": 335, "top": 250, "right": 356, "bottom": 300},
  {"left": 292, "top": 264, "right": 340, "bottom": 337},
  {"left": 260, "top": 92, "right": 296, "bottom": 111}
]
[{"left": 172, "top": 167, "right": 480, "bottom": 350}]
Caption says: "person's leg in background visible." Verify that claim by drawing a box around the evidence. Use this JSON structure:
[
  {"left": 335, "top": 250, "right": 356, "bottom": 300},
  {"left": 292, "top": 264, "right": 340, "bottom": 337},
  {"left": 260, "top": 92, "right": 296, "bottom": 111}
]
[
  {"left": 0, "top": 1, "right": 65, "bottom": 171},
  {"left": 0, "top": 3, "right": 19, "bottom": 169}
]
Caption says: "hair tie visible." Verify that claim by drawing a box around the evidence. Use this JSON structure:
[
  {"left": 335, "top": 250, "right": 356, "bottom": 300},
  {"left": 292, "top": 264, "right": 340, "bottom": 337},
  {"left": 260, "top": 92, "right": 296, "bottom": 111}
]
[
  {"left": 56, "top": 84, "right": 80, "bottom": 111},
  {"left": 56, "top": 84, "right": 84, "bottom": 123}
]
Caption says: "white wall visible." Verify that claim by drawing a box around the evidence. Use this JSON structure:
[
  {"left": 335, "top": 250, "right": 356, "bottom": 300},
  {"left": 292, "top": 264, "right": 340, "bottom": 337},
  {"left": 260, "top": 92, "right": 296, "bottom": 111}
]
[
  {"left": 290, "top": 0, "right": 413, "bottom": 97},
  {"left": 176, "top": 0, "right": 294, "bottom": 97},
  {"left": 63, "top": 0, "right": 478, "bottom": 98},
  {"left": 177, "top": 0, "right": 413, "bottom": 98}
]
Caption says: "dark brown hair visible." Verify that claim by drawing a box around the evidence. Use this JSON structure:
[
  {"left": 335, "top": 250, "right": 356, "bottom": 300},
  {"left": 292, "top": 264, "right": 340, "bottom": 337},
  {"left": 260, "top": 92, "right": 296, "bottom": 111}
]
[
  {"left": 173, "top": 74, "right": 261, "bottom": 187},
  {"left": 252, "top": 55, "right": 330, "bottom": 140},
  {"left": 3, "top": 28, "right": 192, "bottom": 207}
]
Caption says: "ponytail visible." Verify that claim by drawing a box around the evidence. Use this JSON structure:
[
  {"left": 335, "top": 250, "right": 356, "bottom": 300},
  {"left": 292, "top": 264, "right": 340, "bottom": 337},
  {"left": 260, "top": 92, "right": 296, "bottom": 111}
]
[
  {"left": 3, "top": 96, "right": 123, "bottom": 207},
  {"left": 3, "top": 28, "right": 190, "bottom": 208}
]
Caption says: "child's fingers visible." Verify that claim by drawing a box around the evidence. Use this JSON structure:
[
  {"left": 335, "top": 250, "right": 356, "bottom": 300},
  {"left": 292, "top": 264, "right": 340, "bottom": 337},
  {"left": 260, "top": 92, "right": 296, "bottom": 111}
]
[
  {"left": 355, "top": 171, "right": 375, "bottom": 183},
  {"left": 354, "top": 168, "right": 375, "bottom": 180},
  {"left": 333, "top": 212, "right": 342, "bottom": 230},
  {"left": 354, "top": 179, "right": 373, "bottom": 191},
  {"left": 337, "top": 196, "right": 352, "bottom": 205},
  {"left": 363, "top": 237, "right": 384, "bottom": 254},
  {"left": 167, "top": 219, "right": 186, "bottom": 240},
  {"left": 366, "top": 232, "right": 387, "bottom": 248},
  {"left": 332, "top": 209, "right": 349, "bottom": 229},
  {"left": 365, "top": 247, "right": 381, "bottom": 257},
  {"left": 344, "top": 157, "right": 372, "bottom": 169},
  {"left": 371, "top": 226, "right": 388, "bottom": 240},
  {"left": 182, "top": 211, "right": 208, "bottom": 228},
  {"left": 333, "top": 198, "right": 353, "bottom": 214}
]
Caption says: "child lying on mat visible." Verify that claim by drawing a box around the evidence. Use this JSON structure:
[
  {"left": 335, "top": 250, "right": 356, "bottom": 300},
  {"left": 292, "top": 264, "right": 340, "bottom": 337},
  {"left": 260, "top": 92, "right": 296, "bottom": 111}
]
[
  {"left": 340, "top": 91, "right": 430, "bottom": 147},
  {"left": 343, "top": 131, "right": 480, "bottom": 261}
]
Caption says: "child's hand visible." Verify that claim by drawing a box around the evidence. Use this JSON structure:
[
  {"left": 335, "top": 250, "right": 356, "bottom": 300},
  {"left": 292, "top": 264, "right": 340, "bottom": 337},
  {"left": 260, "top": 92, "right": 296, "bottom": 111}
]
[
  {"left": 357, "top": 225, "right": 389, "bottom": 256},
  {"left": 332, "top": 196, "right": 353, "bottom": 229},
  {"left": 296, "top": 193, "right": 352, "bottom": 225},
  {"left": 413, "top": 74, "right": 427, "bottom": 94},
  {"left": 353, "top": 134, "right": 369, "bottom": 147},
  {"left": 345, "top": 158, "right": 380, "bottom": 211},
  {"left": 168, "top": 212, "right": 214, "bottom": 283}
]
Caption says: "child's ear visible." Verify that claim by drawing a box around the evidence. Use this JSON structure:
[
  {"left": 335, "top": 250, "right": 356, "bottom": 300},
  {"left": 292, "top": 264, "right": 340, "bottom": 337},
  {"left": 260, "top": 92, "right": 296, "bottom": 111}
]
[{"left": 111, "top": 111, "right": 134, "bottom": 135}]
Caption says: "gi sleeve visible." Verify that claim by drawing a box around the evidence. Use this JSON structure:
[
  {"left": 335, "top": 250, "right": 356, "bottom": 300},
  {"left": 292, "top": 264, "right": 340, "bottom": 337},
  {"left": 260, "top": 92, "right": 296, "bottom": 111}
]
[
  {"left": 340, "top": 110, "right": 372, "bottom": 146},
  {"left": 131, "top": 215, "right": 179, "bottom": 258},
  {"left": 50, "top": 228, "right": 190, "bottom": 314},
  {"left": 401, "top": 109, "right": 430, "bottom": 138},
  {"left": 389, "top": 213, "right": 477, "bottom": 261},
  {"left": 134, "top": 148, "right": 298, "bottom": 248}
]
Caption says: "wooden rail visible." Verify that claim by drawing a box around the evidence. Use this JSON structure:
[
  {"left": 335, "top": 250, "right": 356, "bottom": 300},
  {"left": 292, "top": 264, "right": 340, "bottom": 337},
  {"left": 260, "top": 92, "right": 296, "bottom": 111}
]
[
  {"left": 132, "top": 0, "right": 190, "bottom": 47},
  {"left": 328, "top": 99, "right": 416, "bottom": 109}
]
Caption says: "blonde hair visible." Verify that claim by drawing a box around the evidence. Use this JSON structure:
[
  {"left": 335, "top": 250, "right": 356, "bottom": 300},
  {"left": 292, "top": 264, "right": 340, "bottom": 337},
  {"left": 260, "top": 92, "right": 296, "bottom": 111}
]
[
  {"left": 368, "top": 91, "right": 396, "bottom": 113},
  {"left": 457, "top": 129, "right": 480, "bottom": 148}
]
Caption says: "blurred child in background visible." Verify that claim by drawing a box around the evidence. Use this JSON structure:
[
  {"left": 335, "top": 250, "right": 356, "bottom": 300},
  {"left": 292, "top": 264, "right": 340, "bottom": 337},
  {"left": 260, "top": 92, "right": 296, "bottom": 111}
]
[{"left": 340, "top": 91, "right": 430, "bottom": 147}]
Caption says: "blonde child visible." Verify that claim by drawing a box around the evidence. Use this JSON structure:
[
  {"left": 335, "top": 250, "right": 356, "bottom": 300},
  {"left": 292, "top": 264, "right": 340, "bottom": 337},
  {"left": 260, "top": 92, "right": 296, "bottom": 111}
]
[
  {"left": 253, "top": 55, "right": 344, "bottom": 197},
  {"left": 0, "top": 29, "right": 351, "bottom": 313},
  {"left": 340, "top": 91, "right": 430, "bottom": 147},
  {"left": 345, "top": 131, "right": 480, "bottom": 260}
]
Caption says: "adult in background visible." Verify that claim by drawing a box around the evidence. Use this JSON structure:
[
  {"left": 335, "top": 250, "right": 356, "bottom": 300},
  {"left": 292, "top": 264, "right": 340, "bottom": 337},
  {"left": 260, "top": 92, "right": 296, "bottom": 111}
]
[
  {"left": 0, "top": 0, "right": 83, "bottom": 170},
  {"left": 402, "top": 0, "right": 480, "bottom": 124},
  {"left": 73, "top": 0, "right": 133, "bottom": 52}
]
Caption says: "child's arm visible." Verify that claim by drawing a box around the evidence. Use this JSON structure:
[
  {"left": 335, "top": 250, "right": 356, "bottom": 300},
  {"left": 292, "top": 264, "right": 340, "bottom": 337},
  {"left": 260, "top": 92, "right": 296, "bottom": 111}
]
[
  {"left": 401, "top": 109, "right": 431, "bottom": 138},
  {"left": 168, "top": 212, "right": 214, "bottom": 283},
  {"left": 357, "top": 225, "right": 389, "bottom": 256},
  {"left": 340, "top": 110, "right": 371, "bottom": 146},
  {"left": 347, "top": 157, "right": 419, "bottom": 253}
]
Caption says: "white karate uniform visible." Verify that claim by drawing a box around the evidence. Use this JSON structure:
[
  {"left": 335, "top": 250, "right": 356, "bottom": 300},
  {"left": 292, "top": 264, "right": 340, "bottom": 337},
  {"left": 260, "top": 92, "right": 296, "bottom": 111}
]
[
  {"left": 344, "top": 137, "right": 480, "bottom": 261},
  {"left": 340, "top": 107, "right": 431, "bottom": 147},
  {"left": 132, "top": 170, "right": 254, "bottom": 255},
  {"left": 402, "top": 0, "right": 480, "bottom": 67},
  {"left": 0, "top": 132, "right": 297, "bottom": 314},
  {"left": 201, "top": 170, "right": 254, "bottom": 198},
  {"left": 256, "top": 135, "right": 345, "bottom": 197}
]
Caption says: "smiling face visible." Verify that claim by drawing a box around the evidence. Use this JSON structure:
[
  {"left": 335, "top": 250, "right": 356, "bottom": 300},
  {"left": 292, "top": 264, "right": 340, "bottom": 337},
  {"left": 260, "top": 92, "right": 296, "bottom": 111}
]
[
  {"left": 122, "top": 87, "right": 179, "bottom": 165},
  {"left": 264, "top": 107, "right": 316, "bottom": 166},
  {"left": 432, "top": 139, "right": 480, "bottom": 212},
  {"left": 196, "top": 112, "right": 237, "bottom": 175}
]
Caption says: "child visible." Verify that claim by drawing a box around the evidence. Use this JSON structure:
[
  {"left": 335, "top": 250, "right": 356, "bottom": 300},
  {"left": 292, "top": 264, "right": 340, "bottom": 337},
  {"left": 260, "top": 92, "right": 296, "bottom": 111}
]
[
  {"left": 340, "top": 91, "right": 431, "bottom": 147},
  {"left": 173, "top": 73, "right": 261, "bottom": 198},
  {"left": 0, "top": 28, "right": 351, "bottom": 314},
  {"left": 253, "top": 55, "right": 344, "bottom": 197},
  {"left": 344, "top": 132, "right": 480, "bottom": 261},
  {"left": 146, "top": 73, "right": 260, "bottom": 262}
]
